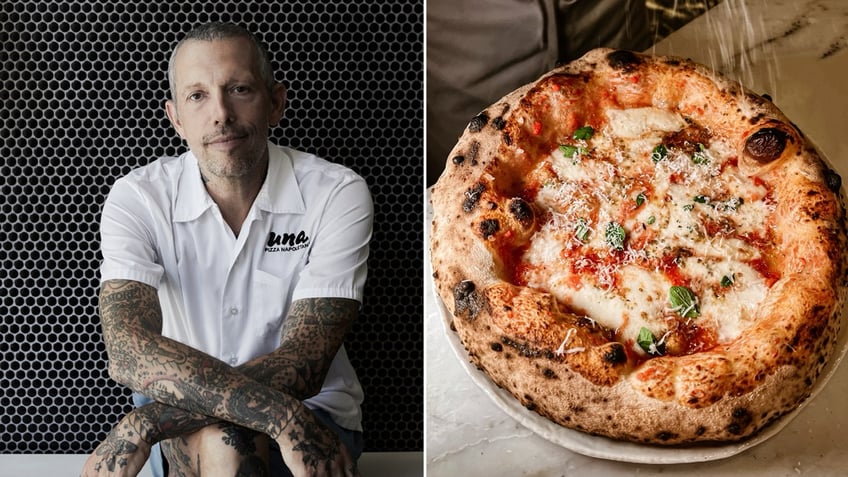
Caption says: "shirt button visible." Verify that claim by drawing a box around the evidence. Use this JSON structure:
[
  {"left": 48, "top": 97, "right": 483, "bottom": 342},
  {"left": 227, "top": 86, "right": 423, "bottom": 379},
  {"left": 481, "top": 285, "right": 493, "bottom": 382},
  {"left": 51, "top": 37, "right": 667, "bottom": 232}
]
[{"left": 229, "top": 307, "right": 239, "bottom": 316}]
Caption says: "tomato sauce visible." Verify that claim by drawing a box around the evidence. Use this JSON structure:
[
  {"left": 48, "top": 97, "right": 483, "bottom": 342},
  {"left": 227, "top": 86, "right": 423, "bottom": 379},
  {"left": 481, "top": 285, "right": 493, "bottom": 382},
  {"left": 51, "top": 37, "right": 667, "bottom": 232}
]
[
  {"left": 498, "top": 240, "right": 531, "bottom": 286},
  {"left": 685, "top": 325, "right": 718, "bottom": 354},
  {"left": 746, "top": 257, "right": 780, "bottom": 287},
  {"left": 657, "top": 254, "right": 689, "bottom": 287}
]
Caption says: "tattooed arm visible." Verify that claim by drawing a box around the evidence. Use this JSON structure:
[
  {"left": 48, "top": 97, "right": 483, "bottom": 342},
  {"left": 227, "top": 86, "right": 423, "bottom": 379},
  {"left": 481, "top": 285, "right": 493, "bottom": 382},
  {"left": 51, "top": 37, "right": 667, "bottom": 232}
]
[
  {"left": 86, "top": 279, "right": 358, "bottom": 476},
  {"left": 102, "top": 279, "right": 357, "bottom": 439},
  {"left": 238, "top": 297, "right": 359, "bottom": 398},
  {"left": 98, "top": 279, "right": 303, "bottom": 439}
]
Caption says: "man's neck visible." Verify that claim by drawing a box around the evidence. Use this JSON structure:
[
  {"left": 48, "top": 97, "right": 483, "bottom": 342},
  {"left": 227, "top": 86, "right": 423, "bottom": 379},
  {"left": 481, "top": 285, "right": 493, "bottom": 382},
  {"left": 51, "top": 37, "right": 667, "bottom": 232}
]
[{"left": 201, "top": 162, "right": 268, "bottom": 237}]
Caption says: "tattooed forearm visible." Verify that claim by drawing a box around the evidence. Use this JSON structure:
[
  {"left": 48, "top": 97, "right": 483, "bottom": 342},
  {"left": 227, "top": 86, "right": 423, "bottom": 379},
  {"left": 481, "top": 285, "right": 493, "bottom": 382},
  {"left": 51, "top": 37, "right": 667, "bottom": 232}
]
[
  {"left": 87, "top": 410, "right": 152, "bottom": 475},
  {"left": 129, "top": 401, "right": 218, "bottom": 444},
  {"left": 98, "top": 279, "right": 304, "bottom": 439},
  {"left": 94, "top": 434, "right": 139, "bottom": 472},
  {"left": 288, "top": 411, "right": 341, "bottom": 469},
  {"left": 240, "top": 297, "right": 359, "bottom": 398}
]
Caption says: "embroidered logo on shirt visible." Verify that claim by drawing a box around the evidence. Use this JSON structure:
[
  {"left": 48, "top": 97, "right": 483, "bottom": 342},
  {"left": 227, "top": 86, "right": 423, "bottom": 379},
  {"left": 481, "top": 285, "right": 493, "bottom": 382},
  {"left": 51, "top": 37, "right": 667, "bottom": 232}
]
[{"left": 265, "top": 231, "right": 310, "bottom": 253}]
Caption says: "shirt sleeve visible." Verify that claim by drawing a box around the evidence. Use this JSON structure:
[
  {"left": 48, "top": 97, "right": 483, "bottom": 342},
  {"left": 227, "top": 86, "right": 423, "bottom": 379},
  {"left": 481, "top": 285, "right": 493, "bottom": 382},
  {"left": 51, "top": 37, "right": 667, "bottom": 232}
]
[
  {"left": 291, "top": 174, "right": 373, "bottom": 303},
  {"left": 99, "top": 177, "right": 165, "bottom": 288}
]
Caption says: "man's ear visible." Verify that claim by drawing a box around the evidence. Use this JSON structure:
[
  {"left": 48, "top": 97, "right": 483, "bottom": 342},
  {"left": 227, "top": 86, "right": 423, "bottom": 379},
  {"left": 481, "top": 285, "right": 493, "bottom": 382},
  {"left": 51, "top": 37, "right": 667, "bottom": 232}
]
[
  {"left": 269, "top": 83, "right": 287, "bottom": 126},
  {"left": 165, "top": 100, "right": 186, "bottom": 139}
]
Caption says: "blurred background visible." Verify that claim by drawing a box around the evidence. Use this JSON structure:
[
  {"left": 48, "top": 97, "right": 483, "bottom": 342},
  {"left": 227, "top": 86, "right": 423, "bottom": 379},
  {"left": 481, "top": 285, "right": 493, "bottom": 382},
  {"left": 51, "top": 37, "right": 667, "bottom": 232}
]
[{"left": 649, "top": 0, "right": 723, "bottom": 39}]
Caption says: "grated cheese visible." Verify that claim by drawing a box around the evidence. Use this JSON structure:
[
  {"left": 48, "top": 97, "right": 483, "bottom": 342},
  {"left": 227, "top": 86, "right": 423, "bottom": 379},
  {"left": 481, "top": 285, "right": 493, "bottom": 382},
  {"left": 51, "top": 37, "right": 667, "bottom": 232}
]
[{"left": 522, "top": 106, "right": 773, "bottom": 352}]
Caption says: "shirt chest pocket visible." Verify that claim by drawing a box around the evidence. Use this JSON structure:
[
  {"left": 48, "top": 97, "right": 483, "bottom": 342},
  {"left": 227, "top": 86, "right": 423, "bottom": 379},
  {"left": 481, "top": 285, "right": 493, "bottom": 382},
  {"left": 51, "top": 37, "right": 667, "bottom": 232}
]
[{"left": 249, "top": 269, "right": 293, "bottom": 339}]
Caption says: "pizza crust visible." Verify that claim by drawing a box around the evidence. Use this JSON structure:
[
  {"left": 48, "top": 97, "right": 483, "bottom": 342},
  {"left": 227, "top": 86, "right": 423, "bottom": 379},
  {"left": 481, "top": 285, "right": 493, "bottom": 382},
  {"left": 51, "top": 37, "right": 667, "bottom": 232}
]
[{"left": 430, "top": 48, "right": 848, "bottom": 444}]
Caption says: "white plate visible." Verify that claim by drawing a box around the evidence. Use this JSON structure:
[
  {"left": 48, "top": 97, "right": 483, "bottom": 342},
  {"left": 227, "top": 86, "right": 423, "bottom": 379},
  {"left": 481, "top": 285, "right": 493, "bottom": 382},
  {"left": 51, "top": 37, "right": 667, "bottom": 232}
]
[{"left": 434, "top": 287, "right": 848, "bottom": 464}]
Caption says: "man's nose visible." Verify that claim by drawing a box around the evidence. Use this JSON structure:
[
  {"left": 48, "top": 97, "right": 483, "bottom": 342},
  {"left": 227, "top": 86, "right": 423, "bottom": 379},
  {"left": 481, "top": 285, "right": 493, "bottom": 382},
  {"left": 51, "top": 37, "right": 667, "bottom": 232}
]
[{"left": 211, "top": 93, "right": 235, "bottom": 125}]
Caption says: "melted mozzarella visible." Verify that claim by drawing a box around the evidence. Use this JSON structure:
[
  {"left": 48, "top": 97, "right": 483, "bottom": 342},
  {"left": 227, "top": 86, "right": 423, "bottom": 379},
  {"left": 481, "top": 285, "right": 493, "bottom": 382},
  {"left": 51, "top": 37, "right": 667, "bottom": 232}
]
[
  {"left": 523, "top": 108, "right": 773, "bottom": 351},
  {"left": 605, "top": 107, "right": 687, "bottom": 138}
]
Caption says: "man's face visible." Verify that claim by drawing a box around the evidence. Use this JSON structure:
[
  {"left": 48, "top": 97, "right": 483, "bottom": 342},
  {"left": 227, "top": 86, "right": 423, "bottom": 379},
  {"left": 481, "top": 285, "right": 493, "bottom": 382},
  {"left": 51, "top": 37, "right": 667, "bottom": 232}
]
[{"left": 165, "top": 37, "right": 285, "bottom": 181}]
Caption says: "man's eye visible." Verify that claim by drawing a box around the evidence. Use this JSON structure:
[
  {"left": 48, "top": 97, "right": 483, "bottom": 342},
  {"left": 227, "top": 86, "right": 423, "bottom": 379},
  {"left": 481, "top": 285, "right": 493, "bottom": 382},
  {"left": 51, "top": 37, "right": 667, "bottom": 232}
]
[
  {"left": 188, "top": 92, "right": 204, "bottom": 101},
  {"left": 232, "top": 86, "right": 249, "bottom": 94}
]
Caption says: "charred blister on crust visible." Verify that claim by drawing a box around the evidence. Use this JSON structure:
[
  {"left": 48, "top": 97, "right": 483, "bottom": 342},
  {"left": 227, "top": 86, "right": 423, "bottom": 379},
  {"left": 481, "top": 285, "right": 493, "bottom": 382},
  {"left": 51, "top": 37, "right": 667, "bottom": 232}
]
[
  {"left": 656, "top": 431, "right": 678, "bottom": 441},
  {"left": 726, "top": 407, "right": 753, "bottom": 435},
  {"left": 743, "top": 92, "right": 772, "bottom": 109},
  {"left": 468, "top": 140, "right": 480, "bottom": 164},
  {"left": 606, "top": 50, "right": 642, "bottom": 72},
  {"left": 744, "top": 127, "right": 788, "bottom": 163},
  {"left": 453, "top": 140, "right": 482, "bottom": 168},
  {"left": 492, "top": 116, "right": 507, "bottom": 130},
  {"left": 462, "top": 182, "right": 485, "bottom": 212},
  {"left": 468, "top": 112, "right": 489, "bottom": 132},
  {"left": 501, "top": 336, "right": 548, "bottom": 359},
  {"left": 508, "top": 197, "right": 534, "bottom": 227},
  {"left": 825, "top": 168, "right": 842, "bottom": 194},
  {"left": 453, "top": 279, "right": 486, "bottom": 320},
  {"left": 480, "top": 218, "right": 501, "bottom": 239},
  {"left": 603, "top": 343, "right": 628, "bottom": 365}
]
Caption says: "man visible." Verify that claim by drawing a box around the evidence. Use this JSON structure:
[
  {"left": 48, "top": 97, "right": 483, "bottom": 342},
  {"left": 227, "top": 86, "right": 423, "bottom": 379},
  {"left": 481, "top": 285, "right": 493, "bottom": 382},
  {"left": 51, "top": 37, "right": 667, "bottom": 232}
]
[{"left": 82, "top": 22, "right": 370, "bottom": 477}]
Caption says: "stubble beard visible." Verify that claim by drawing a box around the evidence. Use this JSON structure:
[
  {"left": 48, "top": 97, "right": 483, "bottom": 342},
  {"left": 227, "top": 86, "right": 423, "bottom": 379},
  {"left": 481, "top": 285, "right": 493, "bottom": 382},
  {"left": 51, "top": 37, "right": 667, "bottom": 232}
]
[
  {"left": 199, "top": 129, "right": 268, "bottom": 182},
  {"left": 203, "top": 149, "right": 261, "bottom": 180}
]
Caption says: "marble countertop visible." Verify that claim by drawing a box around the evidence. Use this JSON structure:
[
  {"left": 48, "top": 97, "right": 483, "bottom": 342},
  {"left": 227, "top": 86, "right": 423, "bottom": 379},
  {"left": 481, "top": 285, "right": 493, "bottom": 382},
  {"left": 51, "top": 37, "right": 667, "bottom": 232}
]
[{"left": 426, "top": 0, "right": 848, "bottom": 475}]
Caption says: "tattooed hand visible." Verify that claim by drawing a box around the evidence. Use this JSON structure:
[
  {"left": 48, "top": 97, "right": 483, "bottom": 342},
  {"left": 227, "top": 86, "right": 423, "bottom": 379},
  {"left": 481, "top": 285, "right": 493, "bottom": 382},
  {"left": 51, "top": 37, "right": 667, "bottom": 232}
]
[
  {"left": 81, "top": 411, "right": 152, "bottom": 477},
  {"left": 277, "top": 407, "right": 361, "bottom": 477}
]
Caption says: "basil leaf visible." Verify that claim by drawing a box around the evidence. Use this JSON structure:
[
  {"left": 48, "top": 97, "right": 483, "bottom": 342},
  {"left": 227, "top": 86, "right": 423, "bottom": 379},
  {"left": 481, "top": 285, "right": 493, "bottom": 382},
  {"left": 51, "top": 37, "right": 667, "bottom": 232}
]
[
  {"left": 575, "top": 218, "right": 591, "bottom": 242},
  {"left": 669, "top": 286, "right": 700, "bottom": 318},
  {"left": 636, "top": 192, "right": 646, "bottom": 207},
  {"left": 692, "top": 144, "right": 709, "bottom": 164},
  {"left": 604, "top": 222, "right": 626, "bottom": 250},
  {"left": 637, "top": 327, "right": 665, "bottom": 355},
  {"left": 573, "top": 126, "right": 595, "bottom": 140},
  {"left": 646, "top": 215, "right": 656, "bottom": 225},
  {"left": 683, "top": 204, "right": 694, "bottom": 212},
  {"left": 559, "top": 144, "right": 579, "bottom": 158},
  {"left": 721, "top": 274, "right": 735, "bottom": 287},
  {"left": 693, "top": 195, "right": 709, "bottom": 204},
  {"left": 651, "top": 144, "right": 668, "bottom": 163}
]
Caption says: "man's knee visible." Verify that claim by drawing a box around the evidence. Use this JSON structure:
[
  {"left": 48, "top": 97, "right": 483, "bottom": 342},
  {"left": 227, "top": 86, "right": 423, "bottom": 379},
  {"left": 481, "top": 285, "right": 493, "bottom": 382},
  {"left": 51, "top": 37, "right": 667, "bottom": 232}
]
[
  {"left": 200, "top": 424, "right": 269, "bottom": 456},
  {"left": 162, "top": 424, "right": 271, "bottom": 477}
]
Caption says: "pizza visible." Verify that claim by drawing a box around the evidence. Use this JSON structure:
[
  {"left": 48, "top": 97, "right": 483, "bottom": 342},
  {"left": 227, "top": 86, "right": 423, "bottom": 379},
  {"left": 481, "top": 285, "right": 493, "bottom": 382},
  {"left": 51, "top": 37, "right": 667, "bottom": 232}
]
[{"left": 429, "top": 48, "right": 848, "bottom": 445}]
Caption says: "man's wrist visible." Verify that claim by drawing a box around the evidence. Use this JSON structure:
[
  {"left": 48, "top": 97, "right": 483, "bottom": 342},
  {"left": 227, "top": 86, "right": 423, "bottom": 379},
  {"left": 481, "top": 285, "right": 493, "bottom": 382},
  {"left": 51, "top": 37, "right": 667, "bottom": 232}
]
[{"left": 122, "top": 407, "right": 159, "bottom": 446}]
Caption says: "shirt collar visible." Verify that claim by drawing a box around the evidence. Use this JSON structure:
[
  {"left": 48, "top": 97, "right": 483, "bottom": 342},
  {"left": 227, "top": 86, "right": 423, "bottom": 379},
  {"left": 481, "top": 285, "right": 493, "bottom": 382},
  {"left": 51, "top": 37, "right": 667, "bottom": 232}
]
[
  {"left": 174, "top": 143, "right": 306, "bottom": 223},
  {"left": 254, "top": 143, "right": 306, "bottom": 215}
]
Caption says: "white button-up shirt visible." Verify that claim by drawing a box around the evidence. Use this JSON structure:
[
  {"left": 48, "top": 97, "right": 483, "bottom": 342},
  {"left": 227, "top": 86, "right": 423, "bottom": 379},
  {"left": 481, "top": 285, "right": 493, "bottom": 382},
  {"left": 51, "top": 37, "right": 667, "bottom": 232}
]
[{"left": 99, "top": 143, "right": 371, "bottom": 431}]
